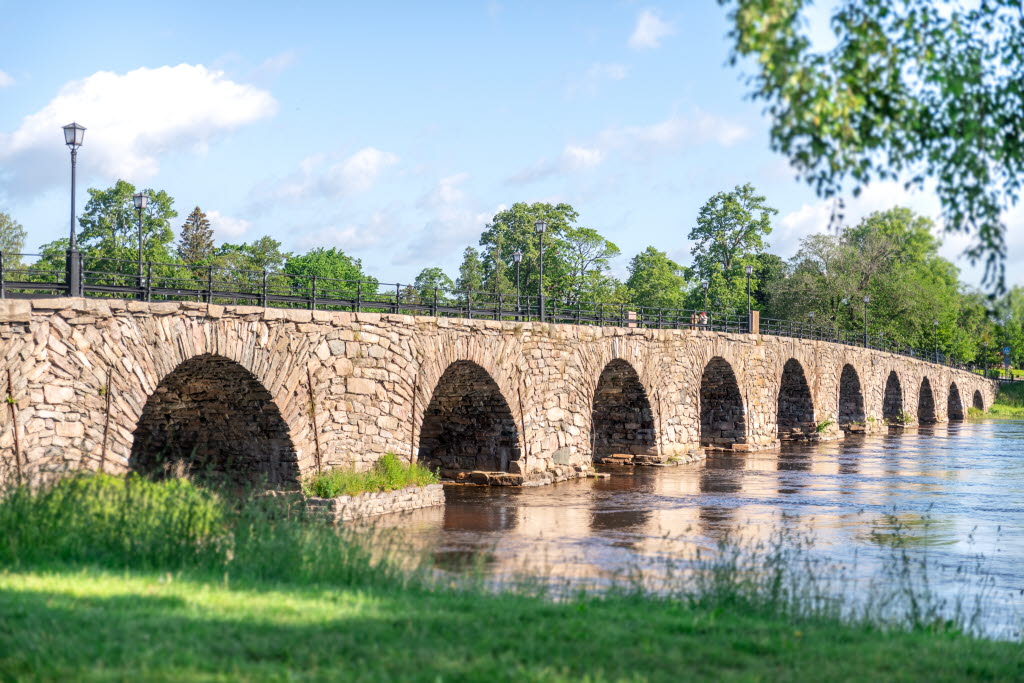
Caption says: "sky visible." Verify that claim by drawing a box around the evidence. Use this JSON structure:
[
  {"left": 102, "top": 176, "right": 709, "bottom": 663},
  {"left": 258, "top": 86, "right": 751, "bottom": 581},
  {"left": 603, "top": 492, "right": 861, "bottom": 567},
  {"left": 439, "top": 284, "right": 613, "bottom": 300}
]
[{"left": 1, "top": 1, "right": 1021, "bottom": 288}]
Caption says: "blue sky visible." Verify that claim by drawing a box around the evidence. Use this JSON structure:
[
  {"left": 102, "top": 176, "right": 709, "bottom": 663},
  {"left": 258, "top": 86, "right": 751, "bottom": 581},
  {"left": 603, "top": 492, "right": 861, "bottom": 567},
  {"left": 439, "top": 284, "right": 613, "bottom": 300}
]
[{"left": 1, "top": 1, "right": 1019, "bottom": 286}]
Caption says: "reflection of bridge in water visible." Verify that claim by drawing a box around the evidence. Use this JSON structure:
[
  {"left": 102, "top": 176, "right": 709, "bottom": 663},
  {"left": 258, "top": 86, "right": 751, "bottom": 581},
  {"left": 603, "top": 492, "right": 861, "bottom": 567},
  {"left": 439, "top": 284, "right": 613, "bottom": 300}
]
[{"left": 0, "top": 298, "right": 996, "bottom": 488}]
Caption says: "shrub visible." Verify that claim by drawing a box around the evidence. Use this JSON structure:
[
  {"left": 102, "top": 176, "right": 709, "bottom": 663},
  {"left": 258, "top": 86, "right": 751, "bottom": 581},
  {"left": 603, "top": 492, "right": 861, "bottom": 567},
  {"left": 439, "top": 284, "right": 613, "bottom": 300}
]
[{"left": 303, "top": 453, "right": 439, "bottom": 499}]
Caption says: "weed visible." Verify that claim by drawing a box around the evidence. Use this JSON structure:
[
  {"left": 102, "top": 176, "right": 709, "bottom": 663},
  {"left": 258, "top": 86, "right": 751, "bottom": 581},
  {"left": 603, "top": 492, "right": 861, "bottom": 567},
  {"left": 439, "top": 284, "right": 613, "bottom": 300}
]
[{"left": 302, "top": 453, "right": 439, "bottom": 499}]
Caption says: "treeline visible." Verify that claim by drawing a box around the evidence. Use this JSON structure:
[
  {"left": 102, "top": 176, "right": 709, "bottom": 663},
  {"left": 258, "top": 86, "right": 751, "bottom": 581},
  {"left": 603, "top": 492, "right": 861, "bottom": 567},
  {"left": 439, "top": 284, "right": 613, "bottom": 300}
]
[{"left": 0, "top": 179, "right": 1020, "bottom": 367}]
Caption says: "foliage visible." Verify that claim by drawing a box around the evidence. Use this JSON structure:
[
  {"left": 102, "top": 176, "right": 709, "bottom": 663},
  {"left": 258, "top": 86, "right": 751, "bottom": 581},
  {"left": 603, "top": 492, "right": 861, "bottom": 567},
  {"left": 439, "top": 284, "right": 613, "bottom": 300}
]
[
  {"left": 75, "top": 180, "right": 178, "bottom": 263},
  {"left": 0, "top": 211, "right": 26, "bottom": 268},
  {"left": 213, "top": 237, "right": 290, "bottom": 273},
  {"left": 815, "top": 420, "right": 834, "bottom": 433},
  {"left": 177, "top": 206, "right": 215, "bottom": 264},
  {"left": 302, "top": 453, "right": 439, "bottom": 499},
  {"left": 455, "top": 246, "right": 484, "bottom": 294},
  {"left": 413, "top": 266, "right": 455, "bottom": 303},
  {"left": 687, "top": 183, "right": 776, "bottom": 312},
  {"left": 625, "top": 246, "right": 689, "bottom": 309},
  {"left": 719, "top": 0, "right": 1024, "bottom": 289}
]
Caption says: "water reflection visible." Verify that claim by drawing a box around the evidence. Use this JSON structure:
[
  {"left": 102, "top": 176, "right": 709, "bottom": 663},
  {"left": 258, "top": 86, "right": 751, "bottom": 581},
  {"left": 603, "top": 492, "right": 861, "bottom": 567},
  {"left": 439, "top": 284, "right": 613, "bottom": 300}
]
[{"left": 369, "top": 419, "right": 1024, "bottom": 635}]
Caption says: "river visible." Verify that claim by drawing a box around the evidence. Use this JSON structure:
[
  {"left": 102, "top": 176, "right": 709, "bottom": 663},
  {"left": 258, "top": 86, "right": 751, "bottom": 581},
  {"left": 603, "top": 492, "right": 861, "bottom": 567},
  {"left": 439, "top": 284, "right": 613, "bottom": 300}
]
[{"left": 375, "top": 420, "right": 1024, "bottom": 638}]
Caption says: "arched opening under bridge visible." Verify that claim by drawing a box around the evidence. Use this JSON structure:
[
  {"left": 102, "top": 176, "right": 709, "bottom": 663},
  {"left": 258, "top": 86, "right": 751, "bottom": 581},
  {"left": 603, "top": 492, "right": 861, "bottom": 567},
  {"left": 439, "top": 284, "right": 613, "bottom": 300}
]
[
  {"left": 130, "top": 354, "right": 300, "bottom": 489},
  {"left": 918, "top": 377, "right": 937, "bottom": 424},
  {"left": 883, "top": 371, "right": 904, "bottom": 424},
  {"left": 700, "top": 357, "right": 746, "bottom": 449},
  {"left": 777, "top": 359, "right": 816, "bottom": 440},
  {"left": 418, "top": 361, "right": 521, "bottom": 477},
  {"left": 838, "top": 364, "right": 866, "bottom": 432},
  {"left": 973, "top": 390, "right": 985, "bottom": 411},
  {"left": 591, "top": 359, "right": 657, "bottom": 462},
  {"left": 947, "top": 382, "right": 965, "bottom": 420}
]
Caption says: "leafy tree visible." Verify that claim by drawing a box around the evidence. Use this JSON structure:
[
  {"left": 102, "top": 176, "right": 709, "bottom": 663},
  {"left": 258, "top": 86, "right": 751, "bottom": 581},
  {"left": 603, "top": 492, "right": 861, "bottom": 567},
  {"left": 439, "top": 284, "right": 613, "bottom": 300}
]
[
  {"left": 455, "top": 247, "right": 484, "bottom": 300},
  {"left": 562, "top": 226, "right": 621, "bottom": 304},
  {"left": 625, "top": 247, "right": 689, "bottom": 310},
  {"left": 284, "top": 247, "right": 377, "bottom": 302},
  {"left": 214, "top": 237, "right": 290, "bottom": 273},
  {"left": 75, "top": 180, "right": 177, "bottom": 263},
  {"left": 0, "top": 211, "right": 26, "bottom": 270},
  {"left": 178, "top": 207, "right": 215, "bottom": 264},
  {"left": 720, "top": 0, "right": 1024, "bottom": 289},
  {"left": 411, "top": 268, "right": 456, "bottom": 305},
  {"left": 688, "top": 183, "right": 776, "bottom": 312}
]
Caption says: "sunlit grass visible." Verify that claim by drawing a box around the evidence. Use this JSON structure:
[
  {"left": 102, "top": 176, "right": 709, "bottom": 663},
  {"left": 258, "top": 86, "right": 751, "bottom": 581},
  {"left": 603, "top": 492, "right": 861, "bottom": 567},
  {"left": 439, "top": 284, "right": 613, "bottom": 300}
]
[
  {"left": 0, "top": 474, "right": 1020, "bottom": 679},
  {"left": 302, "top": 452, "right": 439, "bottom": 498}
]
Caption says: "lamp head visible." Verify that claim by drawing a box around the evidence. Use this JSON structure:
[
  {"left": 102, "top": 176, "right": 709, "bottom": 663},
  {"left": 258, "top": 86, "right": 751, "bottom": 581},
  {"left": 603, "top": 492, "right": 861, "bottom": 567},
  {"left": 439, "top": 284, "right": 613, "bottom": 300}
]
[
  {"left": 533, "top": 219, "right": 547, "bottom": 234},
  {"left": 133, "top": 192, "right": 149, "bottom": 211},
  {"left": 744, "top": 264, "right": 753, "bottom": 275},
  {"left": 512, "top": 249, "right": 523, "bottom": 264},
  {"left": 62, "top": 122, "right": 86, "bottom": 149}
]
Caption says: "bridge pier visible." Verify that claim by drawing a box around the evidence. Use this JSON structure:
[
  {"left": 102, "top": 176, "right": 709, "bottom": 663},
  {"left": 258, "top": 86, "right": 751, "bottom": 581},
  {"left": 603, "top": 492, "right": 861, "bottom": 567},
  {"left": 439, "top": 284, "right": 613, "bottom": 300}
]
[{"left": 0, "top": 299, "right": 999, "bottom": 488}]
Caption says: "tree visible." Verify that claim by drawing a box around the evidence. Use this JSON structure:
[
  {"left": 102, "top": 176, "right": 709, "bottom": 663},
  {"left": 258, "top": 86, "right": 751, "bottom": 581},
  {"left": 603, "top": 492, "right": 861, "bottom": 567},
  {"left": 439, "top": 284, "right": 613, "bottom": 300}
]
[
  {"left": 178, "top": 207, "right": 215, "bottom": 264},
  {"left": 562, "top": 226, "right": 621, "bottom": 304},
  {"left": 455, "top": 247, "right": 484, "bottom": 295},
  {"left": 0, "top": 211, "right": 26, "bottom": 269},
  {"left": 720, "top": 0, "right": 1024, "bottom": 289},
  {"left": 75, "top": 180, "right": 177, "bottom": 262},
  {"left": 625, "top": 247, "right": 689, "bottom": 310},
  {"left": 413, "top": 267, "right": 455, "bottom": 304},
  {"left": 284, "top": 247, "right": 377, "bottom": 301},
  {"left": 214, "top": 237, "right": 290, "bottom": 273},
  {"left": 688, "top": 183, "right": 776, "bottom": 312}
]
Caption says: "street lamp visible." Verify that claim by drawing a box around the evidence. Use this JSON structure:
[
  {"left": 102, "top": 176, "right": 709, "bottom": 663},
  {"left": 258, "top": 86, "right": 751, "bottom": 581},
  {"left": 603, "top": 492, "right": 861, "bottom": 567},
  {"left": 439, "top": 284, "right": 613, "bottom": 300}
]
[
  {"left": 513, "top": 249, "right": 523, "bottom": 319},
  {"left": 808, "top": 310, "right": 816, "bottom": 339},
  {"left": 744, "top": 264, "right": 753, "bottom": 331},
  {"left": 62, "top": 122, "right": 85, "bottom": 296},
  {"left": 534, "top": 219, "right": 547, "bottom": 322},
  {"left": 133, "top": 191, "right": 149, "bottom": 294},
  {"left": 862, "top": 295, "right": 870, "bottom": 347},
  {"left": 701, "top": 280, "right": 709, "bottom": 309}
]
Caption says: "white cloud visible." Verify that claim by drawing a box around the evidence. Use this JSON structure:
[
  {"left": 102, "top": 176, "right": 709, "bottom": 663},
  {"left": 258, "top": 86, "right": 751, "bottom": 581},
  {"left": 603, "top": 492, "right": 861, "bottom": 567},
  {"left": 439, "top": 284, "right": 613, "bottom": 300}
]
[
  {"left": 0, "top": 70, "right": 14, "bottom": 88},
  {"left": 253, "top": 51, "right": 297, "bottom": 79},
  {"left": 566, "top": 63, "right": 628, "bottom": 97},
  {"left": 295, "top": 209, "right": 404, "bottom": 252},
  {"left": 206, "top": 210, "right": 252, "bottom": 239},
  {"left": 395, "top": 174, "right": 495, "bottom": 266},
  {"left": 418, "top": 172, "right": 469, "bottom": 209},
  {"left": 629, "top": 9, "right": 675, "bottom": 50},
  {"left": 255, "top": 147, "right": 399, "bottom": 206},
  {"left": 508, "top": 109, "right": 748, "bottom": 184},
  {"left": 0, "top": 64, "right": 276, "bottom": 198}
]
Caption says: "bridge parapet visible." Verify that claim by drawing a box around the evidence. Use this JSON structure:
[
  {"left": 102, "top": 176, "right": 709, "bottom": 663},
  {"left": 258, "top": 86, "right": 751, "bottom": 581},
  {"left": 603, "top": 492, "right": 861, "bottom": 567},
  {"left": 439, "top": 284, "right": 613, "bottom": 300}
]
[{"left": 0, "top": 298, "right": 999, "bottom": 487}]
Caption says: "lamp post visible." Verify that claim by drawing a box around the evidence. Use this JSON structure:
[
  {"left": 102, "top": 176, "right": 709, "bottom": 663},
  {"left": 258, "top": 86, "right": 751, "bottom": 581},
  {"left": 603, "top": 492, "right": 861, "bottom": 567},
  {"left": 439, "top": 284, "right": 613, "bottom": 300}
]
[
  {"left": 808, "top": 310, "right": 815, "bottom": 340},
  {"left": 744, "top": 264, "right": 753, "bottom": 331},
  {"left": 513, "top": 249, "right": 523, "bottom": 319},
  {"left": 933, "top": 320, "right": 939, "bottom": 363},
  {"left": 534, "top": 219, "right": 547, "bottom": 322},
  {"left": 62, "top": 122, "right": 86, "bottom": 296},
  {"left": 983, "top": 342, "right": 989, "bottom": 378},
  {"left": 133, "top": 192, "right": 149, "bottom": 295},
  {"left": 862, "top": 295, "right": 870, "bottom": 347},
  {"left": 701, "top": 280, "right": 709, "bottom": 309}
]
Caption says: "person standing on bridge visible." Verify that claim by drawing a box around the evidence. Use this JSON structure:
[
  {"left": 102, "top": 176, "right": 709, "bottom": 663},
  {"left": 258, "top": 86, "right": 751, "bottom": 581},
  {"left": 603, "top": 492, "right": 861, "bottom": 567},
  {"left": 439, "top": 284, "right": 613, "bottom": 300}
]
[{"left": 699, "top": 311, "right": 709, "bottom": 329}]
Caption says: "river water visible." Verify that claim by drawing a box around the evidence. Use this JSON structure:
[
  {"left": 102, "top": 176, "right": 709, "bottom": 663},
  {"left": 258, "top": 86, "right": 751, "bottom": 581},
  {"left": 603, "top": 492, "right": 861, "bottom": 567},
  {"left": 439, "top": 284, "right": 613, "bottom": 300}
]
[{"left": 377, "top": 420, "right": 1024, "bottom": 637}]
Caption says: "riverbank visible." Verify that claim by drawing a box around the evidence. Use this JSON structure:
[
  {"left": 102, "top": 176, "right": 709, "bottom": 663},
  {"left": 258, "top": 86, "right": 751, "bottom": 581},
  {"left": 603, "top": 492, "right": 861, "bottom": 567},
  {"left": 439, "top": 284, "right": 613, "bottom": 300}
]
[
  {"left": 0, "top": 474, "right": 1020, "bottom": 680},
  {"left": 973, "top": 382, "right": 1024, "bottom": 418}
]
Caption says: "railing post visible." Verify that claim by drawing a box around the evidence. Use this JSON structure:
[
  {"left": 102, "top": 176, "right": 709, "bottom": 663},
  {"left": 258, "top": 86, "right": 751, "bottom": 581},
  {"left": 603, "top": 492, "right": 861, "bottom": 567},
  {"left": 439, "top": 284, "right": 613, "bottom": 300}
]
[
  {"left": 577, "top": 301, "right": 581, "bottom": 324},
  {"left": 467, "top": 290, "right": 473, "bottom": 319},
  {"left": 310, "top": 275, "right": 317, "bottom": 311},
  {"left": 619, "top": 303, "right": 624, "bottom": 327},
  {"left": 0, "top": 251, "right": 5, "bottom": 300},
  {"left": 497, "top": 292, "right": 502, "bottom": 321},
  {"left": 356, "top": 281, "right": 362, "bottom": 313},
  {"left": 261, "top": 270, "right": 268, "bottom": 307},
  {"left": 599, "top": 303, "right": 604, "bottom": 326},
  {"left": 66, "top": 249, "right": 82, "bottom": 297},
  {"left": 395, "top": 282, "right": 401, "bottom": 314},
  {"left": 145, "top": 262, "right": 152, "bottom": 302},
  {"left": 432, "top": 288, "right": 438, "bottom": 317},
  {"left": 206, "top": 266, "right": 213, "bottom": 304}
]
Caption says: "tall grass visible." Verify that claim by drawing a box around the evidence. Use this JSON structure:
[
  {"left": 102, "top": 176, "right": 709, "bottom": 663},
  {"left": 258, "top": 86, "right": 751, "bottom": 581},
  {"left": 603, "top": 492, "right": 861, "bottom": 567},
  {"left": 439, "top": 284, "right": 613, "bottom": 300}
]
[
  {"left": 0, "top": 473, "right": 406, "bottom": 588},
  {"left": 303, "top": 452, "right": 439, "bottom": 498}
]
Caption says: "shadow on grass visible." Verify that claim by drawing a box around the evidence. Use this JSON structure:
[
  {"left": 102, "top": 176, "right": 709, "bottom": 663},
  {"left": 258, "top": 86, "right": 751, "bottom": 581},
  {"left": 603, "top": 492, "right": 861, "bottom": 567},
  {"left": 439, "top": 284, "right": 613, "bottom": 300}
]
[{"left": 0, "top": 572, "right": 1022, "bottom": 681}]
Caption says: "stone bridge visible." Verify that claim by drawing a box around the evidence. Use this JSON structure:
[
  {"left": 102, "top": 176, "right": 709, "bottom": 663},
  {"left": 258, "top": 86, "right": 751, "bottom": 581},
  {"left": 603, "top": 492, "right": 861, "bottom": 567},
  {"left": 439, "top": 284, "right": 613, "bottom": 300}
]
[{"left": 0, "top": 298, "right": 998, "bottom": 487}]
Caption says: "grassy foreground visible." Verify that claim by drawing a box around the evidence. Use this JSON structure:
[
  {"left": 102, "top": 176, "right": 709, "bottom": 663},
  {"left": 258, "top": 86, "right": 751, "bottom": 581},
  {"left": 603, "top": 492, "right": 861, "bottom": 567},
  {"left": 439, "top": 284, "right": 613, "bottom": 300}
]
[{"left": 0, "top": 474, "right": 1021, "bottom": 681}]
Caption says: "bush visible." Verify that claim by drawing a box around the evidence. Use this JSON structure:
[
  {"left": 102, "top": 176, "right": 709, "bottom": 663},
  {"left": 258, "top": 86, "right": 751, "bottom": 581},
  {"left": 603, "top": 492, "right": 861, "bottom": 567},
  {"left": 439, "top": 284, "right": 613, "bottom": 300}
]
[{"left": 303, "top": 453, "right": 439, "bottom": 499}]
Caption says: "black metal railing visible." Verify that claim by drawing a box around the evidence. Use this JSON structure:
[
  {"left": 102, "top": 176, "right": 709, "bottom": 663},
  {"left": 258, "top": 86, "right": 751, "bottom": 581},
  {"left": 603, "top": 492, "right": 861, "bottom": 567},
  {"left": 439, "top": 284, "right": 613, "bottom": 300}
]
[{"left": 0, "top": 251, "right": 989, "bottom": 374}]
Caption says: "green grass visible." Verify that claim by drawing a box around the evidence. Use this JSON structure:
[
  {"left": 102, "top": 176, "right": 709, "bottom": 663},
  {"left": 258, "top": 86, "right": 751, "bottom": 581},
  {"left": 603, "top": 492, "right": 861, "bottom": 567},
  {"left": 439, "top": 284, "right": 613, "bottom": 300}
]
[
  {"left": 303, "top": 452, "right": 440, "bottom": 499},
  {"left": 972, "top": 382, "right": 1024, "bottom": 419},
  {"left": 0, "top": 474, "right": 1021, "bottom": 680}
]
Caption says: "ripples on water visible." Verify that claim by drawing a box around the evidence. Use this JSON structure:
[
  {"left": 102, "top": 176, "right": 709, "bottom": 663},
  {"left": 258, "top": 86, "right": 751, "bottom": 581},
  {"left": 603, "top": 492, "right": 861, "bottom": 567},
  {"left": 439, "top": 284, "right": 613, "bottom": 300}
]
[{"left": 369, "top": 420, "right": 1024, "bottom": 638}]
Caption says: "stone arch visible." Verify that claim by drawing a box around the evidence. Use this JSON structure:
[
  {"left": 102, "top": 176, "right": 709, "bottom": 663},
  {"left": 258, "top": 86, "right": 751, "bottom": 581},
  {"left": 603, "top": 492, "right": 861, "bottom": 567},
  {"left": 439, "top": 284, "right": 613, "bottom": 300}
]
[
  {"left": 130, "top": 353, "right": 300, "bottom": 489},
  {"left": 947, "top": 382, "right": 965, "bottom": 420},
  {"left": 883, "top": 371, "right": 903, "bottom": 423},
  {"left": 973, "top": 390, "right": 985, "bottom": 411},
  {"left": 918, "top": 377, "right": 937, "bottom": 423},
  {"left": 591, "top": 359, "right": 657, "bottom": 462},
  {"left": 837, "top": 363, "right": 866, "bottom": 431},
  {"left": 418, "top": 360, "right": 521, "bottom": 476},
  {"left": 777, "top": 358, "right": 816, "bottom": 440},
  {"left": 700, "top": 356, "right": 747, "bottom": 448}
]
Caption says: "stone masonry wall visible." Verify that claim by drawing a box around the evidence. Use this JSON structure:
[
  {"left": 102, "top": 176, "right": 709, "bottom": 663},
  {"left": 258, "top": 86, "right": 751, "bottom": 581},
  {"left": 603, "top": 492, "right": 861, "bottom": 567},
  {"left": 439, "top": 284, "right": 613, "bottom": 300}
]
[
  {"left": 306, "top": 483, "right": 445, "bottom": 522},
  {"left": 0, "top": 298, "right": 1000, "bottom": 487}
]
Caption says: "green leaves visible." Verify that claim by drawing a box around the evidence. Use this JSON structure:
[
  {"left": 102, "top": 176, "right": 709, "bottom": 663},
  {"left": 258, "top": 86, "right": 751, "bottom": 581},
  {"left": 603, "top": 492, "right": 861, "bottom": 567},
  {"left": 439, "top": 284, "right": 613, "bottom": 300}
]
[{"left": 720, "top": 0, "right": 1024, "bottom": 290}]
